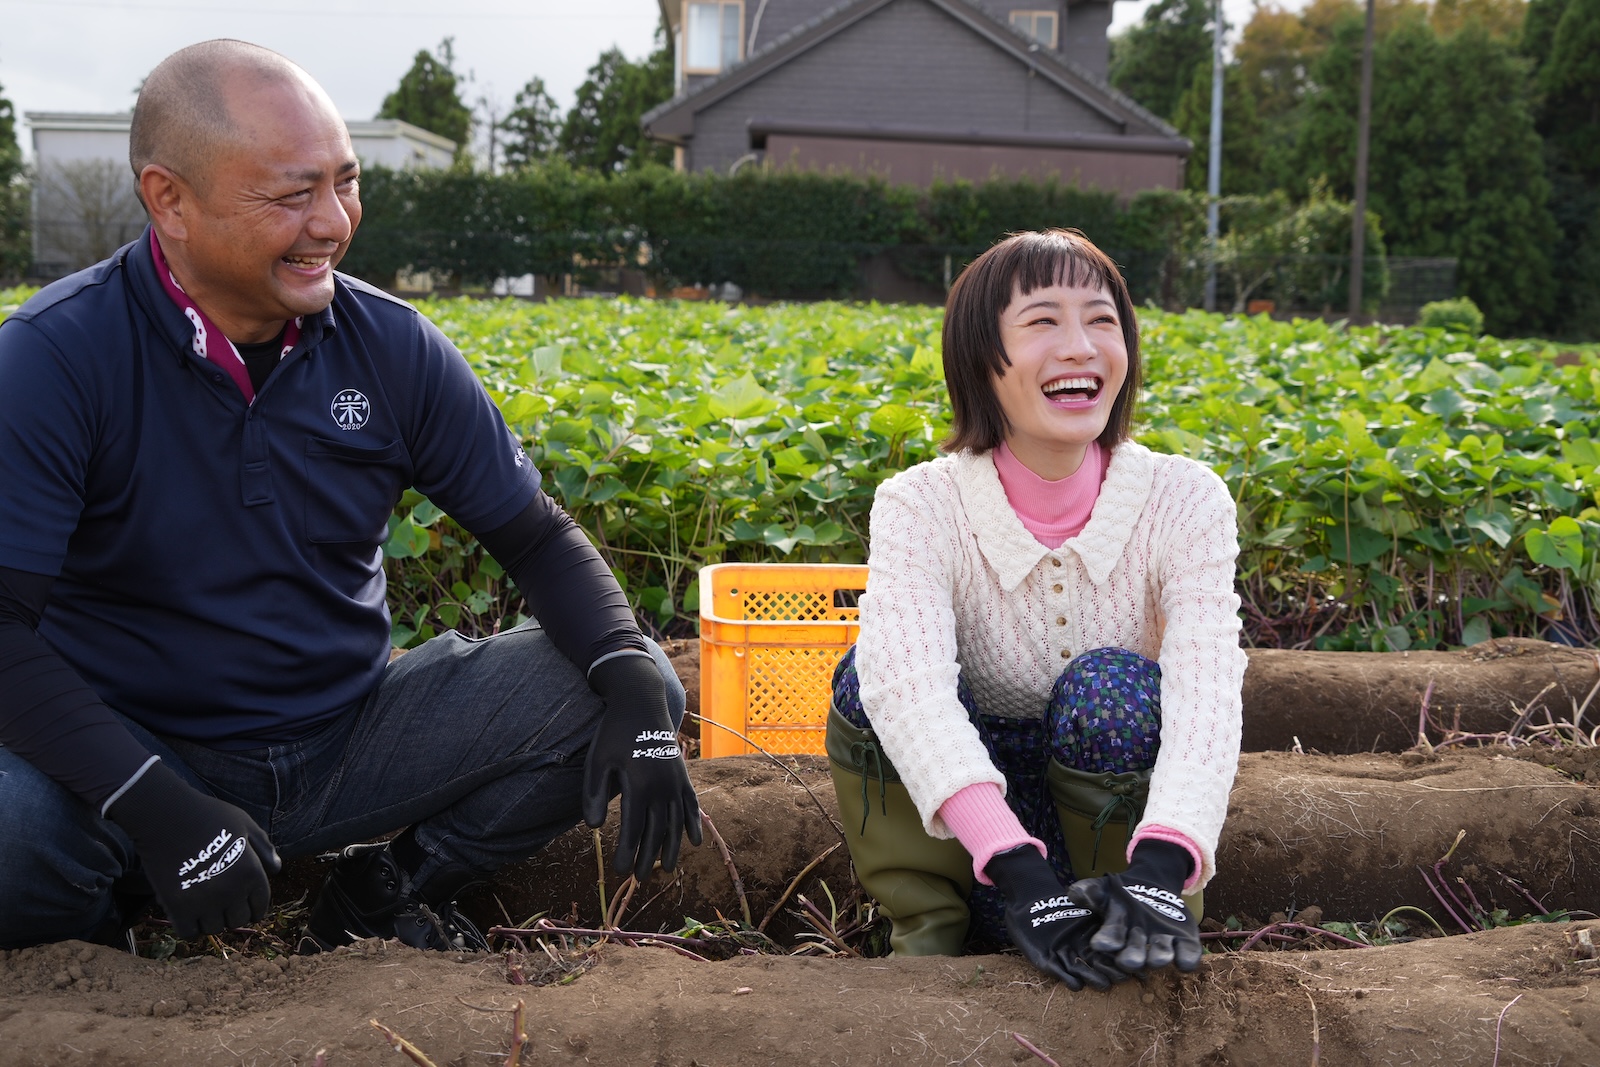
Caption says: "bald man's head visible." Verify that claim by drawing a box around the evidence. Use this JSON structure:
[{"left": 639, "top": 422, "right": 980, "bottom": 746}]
[{"left": 129, "top": 39, "right": 313, "bottom": 191}]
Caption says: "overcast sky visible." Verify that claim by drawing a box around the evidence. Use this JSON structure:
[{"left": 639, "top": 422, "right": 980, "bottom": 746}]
[{"left": 2, "top": 0, "right": 1263, "bottom": 160}]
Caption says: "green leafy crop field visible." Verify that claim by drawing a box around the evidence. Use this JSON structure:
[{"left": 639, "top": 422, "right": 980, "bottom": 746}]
[{"left": 3, "top": 287, "right": 1595, "bottom": 651}]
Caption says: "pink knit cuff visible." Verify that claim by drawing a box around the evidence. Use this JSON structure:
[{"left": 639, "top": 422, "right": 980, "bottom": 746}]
[
  {"left": 937, "top": 783, "right": 1046, "bottom": 885},
  {"left": 1128, "top": 825, "right": 1204, "bottom": 891}
]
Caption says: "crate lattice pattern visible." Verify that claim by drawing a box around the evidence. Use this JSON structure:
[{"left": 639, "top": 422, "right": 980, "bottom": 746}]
[
  {"left": 742, "top": 645, "right": 841, "bottom": 757},
  {"left": 737, "top": 587, "right": 857, "bottom": 623}
]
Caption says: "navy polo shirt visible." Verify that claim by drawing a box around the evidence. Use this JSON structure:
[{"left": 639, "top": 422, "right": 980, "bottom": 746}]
[{"left": 0, "top": 230, "right": 539, "bottom": 747}]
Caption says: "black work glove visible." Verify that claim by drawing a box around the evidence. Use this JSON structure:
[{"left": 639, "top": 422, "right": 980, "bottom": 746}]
[
  {"left": 1067, "top": 839, "right": 1201, "bottom": 973},
  {"left": 581, "top": 653, "right": 702, "bottom": 881},
  {"left": 104, "top": 759, "right": 281, "bottom": 940},
  {"left": 985, "top": 845, "right": 1130, "bottom": 991}
]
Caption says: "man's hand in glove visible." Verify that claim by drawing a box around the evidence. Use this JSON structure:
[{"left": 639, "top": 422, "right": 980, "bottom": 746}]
[
  {"left": 105, "top": 759, "right": 280, "bottom": 940},
  {"left": 581, "top": 653, "right": 702, "bottom": 881},
  {"left": 1067, "top": 840, "right": 1201, "bottom": 973},
  {"left": 985, "top": 844, "right": 1129, "bottom": 991}
]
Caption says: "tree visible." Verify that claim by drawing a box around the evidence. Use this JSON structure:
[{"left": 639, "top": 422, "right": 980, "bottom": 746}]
[
  {"left": 34, "top": 159, "right": 144, "bottom": 272},
  {"left": 1525, "top": 0, "right": 1600, "bottom": 338},
  {"left": 500, "top": 76, "right": 561, "bottom": 171},
  {"left": 1108, "top": 0, "right": 1214, "bottom": 123},
  {"left": 1293, "top": 12, "right": 1558, "bottom": 334},
  {"left": 1172, "top": 63, "right": 1267, "bottom": 194},
  {"left": 0, "top": 78, "right": 30, "bottom": 280},
  {"left": 557, "top": 33, "right": 674, "bottom": 173},
  {"left": 378, "top": 38, "right": 474, "bottom": 157},
  {"left": 1536, "top": 0, "right": 1600, "bottom": 179}
]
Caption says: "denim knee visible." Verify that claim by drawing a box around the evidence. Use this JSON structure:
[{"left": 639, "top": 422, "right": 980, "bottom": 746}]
[{"left": 0, "top": 750, "right": 135, "bottom": 947}]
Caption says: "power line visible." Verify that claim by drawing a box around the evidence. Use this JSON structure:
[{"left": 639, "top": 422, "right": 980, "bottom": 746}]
[{"left": 0, "top": 0, "right": 643, "bottom": 18}]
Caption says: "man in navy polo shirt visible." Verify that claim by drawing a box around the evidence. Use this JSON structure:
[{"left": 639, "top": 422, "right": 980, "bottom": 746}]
[{"left": 0, "top": 39, "right": 700, "bottom": 952}]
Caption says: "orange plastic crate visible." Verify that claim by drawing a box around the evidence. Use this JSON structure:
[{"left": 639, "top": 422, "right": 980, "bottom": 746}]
[{"left": 698, "top": 563, "right": 868, "bottom": 758}]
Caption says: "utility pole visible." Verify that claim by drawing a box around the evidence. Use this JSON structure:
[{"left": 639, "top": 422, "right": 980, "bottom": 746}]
[
  {"left": 1203, "top": 0, "right": 1225, "bottom": 313},
  {"left": 1348, "top": 0, "right": 1376, "bottom": 321}
]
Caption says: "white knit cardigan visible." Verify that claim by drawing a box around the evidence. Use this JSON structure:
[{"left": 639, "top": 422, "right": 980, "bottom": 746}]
[{"left": 855, "top": 441, "right": 1246, "bottom": 888}]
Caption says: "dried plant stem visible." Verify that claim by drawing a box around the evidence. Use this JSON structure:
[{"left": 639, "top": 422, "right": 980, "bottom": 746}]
[
  {"left": 640, "top": 938, "right": 714, "bottom": 962},
  {"left": 795, "top": 894, "right": 859, "bottom": 957},
  {"left": 369, "top": 1019, "right": 440, "bottom": 1067},
  {"left": 1497, "top": 872, "right": 1550, "bottom": 915},
  {"left": 607, "top": 875, "right": 639, "bottom": 930},
  {"left": 506, "top": 1001, "right": 528, "bottom": 1067},
  {"left": 1507, "top": 683, "right": 1558, "bottom": 741},
  {"left": 1012, "top": 1032, "right": 1061, "bottom": 1066},
  {"left": 1225, "top": 922, "right": 1367, "bottom": 951},
  {"left": 759, "top": 842, "right": 842, "bottom": 933},
  {"left": 701, "top": 812, "right": 752, "bottom": 926},
  {"left": 494, "top": 919, "right": 719, "bottom": 951},
  {"left": 690, "top": 712, "right": 847, "bottom": 846},
  {"left": 1492, "top": 994, "right": 1523, "bottom": 1067},
  {"left": 592, "top": 828, "right": 610, "bottom": 927},
  {"left": 1305, "top": 989, "right": 1321, "bottom": 1067},
  {"left": 1572, "top": 661, "right": 1600, "bottom": 730},
  {"left": 1416, "top": 679, "right": 1436, "bottom": 751},
  {"left": 1377, "top": 904, "right": 1450, "bottom": 938}
]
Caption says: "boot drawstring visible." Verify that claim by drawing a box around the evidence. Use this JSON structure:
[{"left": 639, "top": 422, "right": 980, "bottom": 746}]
[
  {"left": 1087, "top": 779, "right": 1147, "bottom": 872},
  {"left": 850, "top": 739, "right": 889, "bottom": 836}
]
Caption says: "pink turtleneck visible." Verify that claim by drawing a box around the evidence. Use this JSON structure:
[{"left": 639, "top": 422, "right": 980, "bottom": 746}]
[{"left": 992, "top": 439, "right": 1108, "bottom": 548}]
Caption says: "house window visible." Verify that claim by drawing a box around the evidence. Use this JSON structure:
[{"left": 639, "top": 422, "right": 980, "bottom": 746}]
[
  {"left": 685, "top": 1, "right": 743, "bottom": 73},
  {"left": 1009, "top": 9, "right": 1060, "bottom": 49}
]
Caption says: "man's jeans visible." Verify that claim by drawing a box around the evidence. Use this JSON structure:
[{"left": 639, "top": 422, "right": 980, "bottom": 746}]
[{"left": 0, "top": 621, "right": 684, "bottom": 947}]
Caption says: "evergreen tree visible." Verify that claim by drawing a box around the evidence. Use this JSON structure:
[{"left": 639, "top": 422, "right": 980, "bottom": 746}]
[
  {"left": 1108, "top": 0, "right": 1214, "bottom": 123},
  {"left": 0, "top": 77, "right": 29, "bottom": 280},
  {"left": 1537, "top": 0, "right": 1600, "bottom": 178},
  {"left": 378, "top": 38, "right": 474, "bottom": 157},
  {"left": 500, "top": 76, "right": 561, "bottom": 171},
  {"left": 1172, "top": 63, "right": 1267, "bottom": 195},
  {"left": 1526, "top": 0, "right": 1600, "bottom": 338},
  {"left": 557, "top": 32, "right": 674, "bottom": 173},
  {"left": 1293, "top": 12, "right": 1557, "bottom": 334}
]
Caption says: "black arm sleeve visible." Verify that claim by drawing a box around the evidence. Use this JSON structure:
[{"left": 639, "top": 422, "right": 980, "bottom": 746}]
[
  {"left": 0, "top": 566, "right": 157, "bottom": 810},
  {"left": 473, "top": 491, "right": 649, "bottom": 674}
]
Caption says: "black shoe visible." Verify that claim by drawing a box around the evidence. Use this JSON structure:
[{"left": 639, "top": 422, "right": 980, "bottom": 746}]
[{"left": 306, "top": 843, "right": 489, "bottom": 953}]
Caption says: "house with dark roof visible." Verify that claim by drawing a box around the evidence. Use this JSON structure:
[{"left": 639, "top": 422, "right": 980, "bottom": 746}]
[{"left": 643, "top": 0, "right": 1189, "bottom": 193}]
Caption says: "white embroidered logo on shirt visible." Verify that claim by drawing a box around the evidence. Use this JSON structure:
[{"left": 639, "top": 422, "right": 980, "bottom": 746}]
[{"left": 331, "top": 390, "right": 370, "bottom": 430}]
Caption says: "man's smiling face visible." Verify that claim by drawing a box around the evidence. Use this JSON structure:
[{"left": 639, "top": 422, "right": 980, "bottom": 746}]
[{"left": 165, "top": 72, "right": 362, "bottom": 343}]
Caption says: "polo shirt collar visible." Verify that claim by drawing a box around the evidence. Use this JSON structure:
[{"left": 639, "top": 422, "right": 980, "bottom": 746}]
[{"left": 125, "top": 224, "right": 338, "bottom": 363}]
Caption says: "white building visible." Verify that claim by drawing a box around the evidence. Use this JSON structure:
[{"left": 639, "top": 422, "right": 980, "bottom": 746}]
[{"left": 24, "top": 112, "right": 455, "bottom": 276}]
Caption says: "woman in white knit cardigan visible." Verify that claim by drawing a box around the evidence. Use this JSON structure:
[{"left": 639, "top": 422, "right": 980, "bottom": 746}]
[{"left": 826, "top": 229, "right": 1246, "bottom": 990}]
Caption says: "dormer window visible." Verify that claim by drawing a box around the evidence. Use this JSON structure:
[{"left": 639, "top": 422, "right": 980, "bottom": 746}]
[
  {"left": 1009, "top": 9, "right": 1060, "bottom": 49},
  {"left": 685, "top": 1, "right": 744, "bottom": 73}
]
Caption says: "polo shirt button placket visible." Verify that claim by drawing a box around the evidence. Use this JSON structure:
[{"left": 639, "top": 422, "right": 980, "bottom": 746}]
[{"left": 1050, "top": 557, "right": 1070, "bottom": 661}]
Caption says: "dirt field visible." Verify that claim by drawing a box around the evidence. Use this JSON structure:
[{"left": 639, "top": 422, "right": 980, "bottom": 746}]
[{"left": 2, "top": 641, "right": 1598, "bottom": 1066}]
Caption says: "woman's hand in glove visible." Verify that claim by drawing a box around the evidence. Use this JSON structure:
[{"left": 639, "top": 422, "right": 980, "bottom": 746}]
[
  {"left": 985, "top": 845, "right": 1129, "bottom": 991},
  {"left": 1067, "top": 840, "right": 1201, "bottom": 973}
]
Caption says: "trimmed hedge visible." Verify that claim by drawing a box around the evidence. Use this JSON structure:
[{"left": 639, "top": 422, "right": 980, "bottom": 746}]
[{"left": 342, "top": 164, "right": 1356, "bottom": 306}]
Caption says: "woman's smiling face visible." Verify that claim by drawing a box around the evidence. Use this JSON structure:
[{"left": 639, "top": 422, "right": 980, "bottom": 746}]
[{"left": 991, "top": 280, "right": 1129, "bottom": 481}]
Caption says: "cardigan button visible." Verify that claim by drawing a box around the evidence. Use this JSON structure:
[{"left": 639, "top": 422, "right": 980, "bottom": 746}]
[
  {"left": 1052, "top": 584, "right": 1063, "bottom": 594},
  {"left": 1056, "top": 616, "right": 1066, "bottom": 626},
  {"left": 1061, "top": 648, "right": 1072, "bottom": 659},
  {"left": 1051, "top": 558, "right": 1061, "bottom": 567}
]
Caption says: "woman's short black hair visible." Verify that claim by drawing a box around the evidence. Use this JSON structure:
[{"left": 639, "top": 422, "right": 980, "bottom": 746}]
[{"left": 940, "top": 228, "right": 1141, "bottom": 454}]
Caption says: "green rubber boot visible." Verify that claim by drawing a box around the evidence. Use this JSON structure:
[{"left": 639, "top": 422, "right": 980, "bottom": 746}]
[
  {"left": 1046, "top": 760, "right": 1204, "bottom": 921},
  {"left": 827, "top": 707, "right": 974, "bottom": 956}
]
